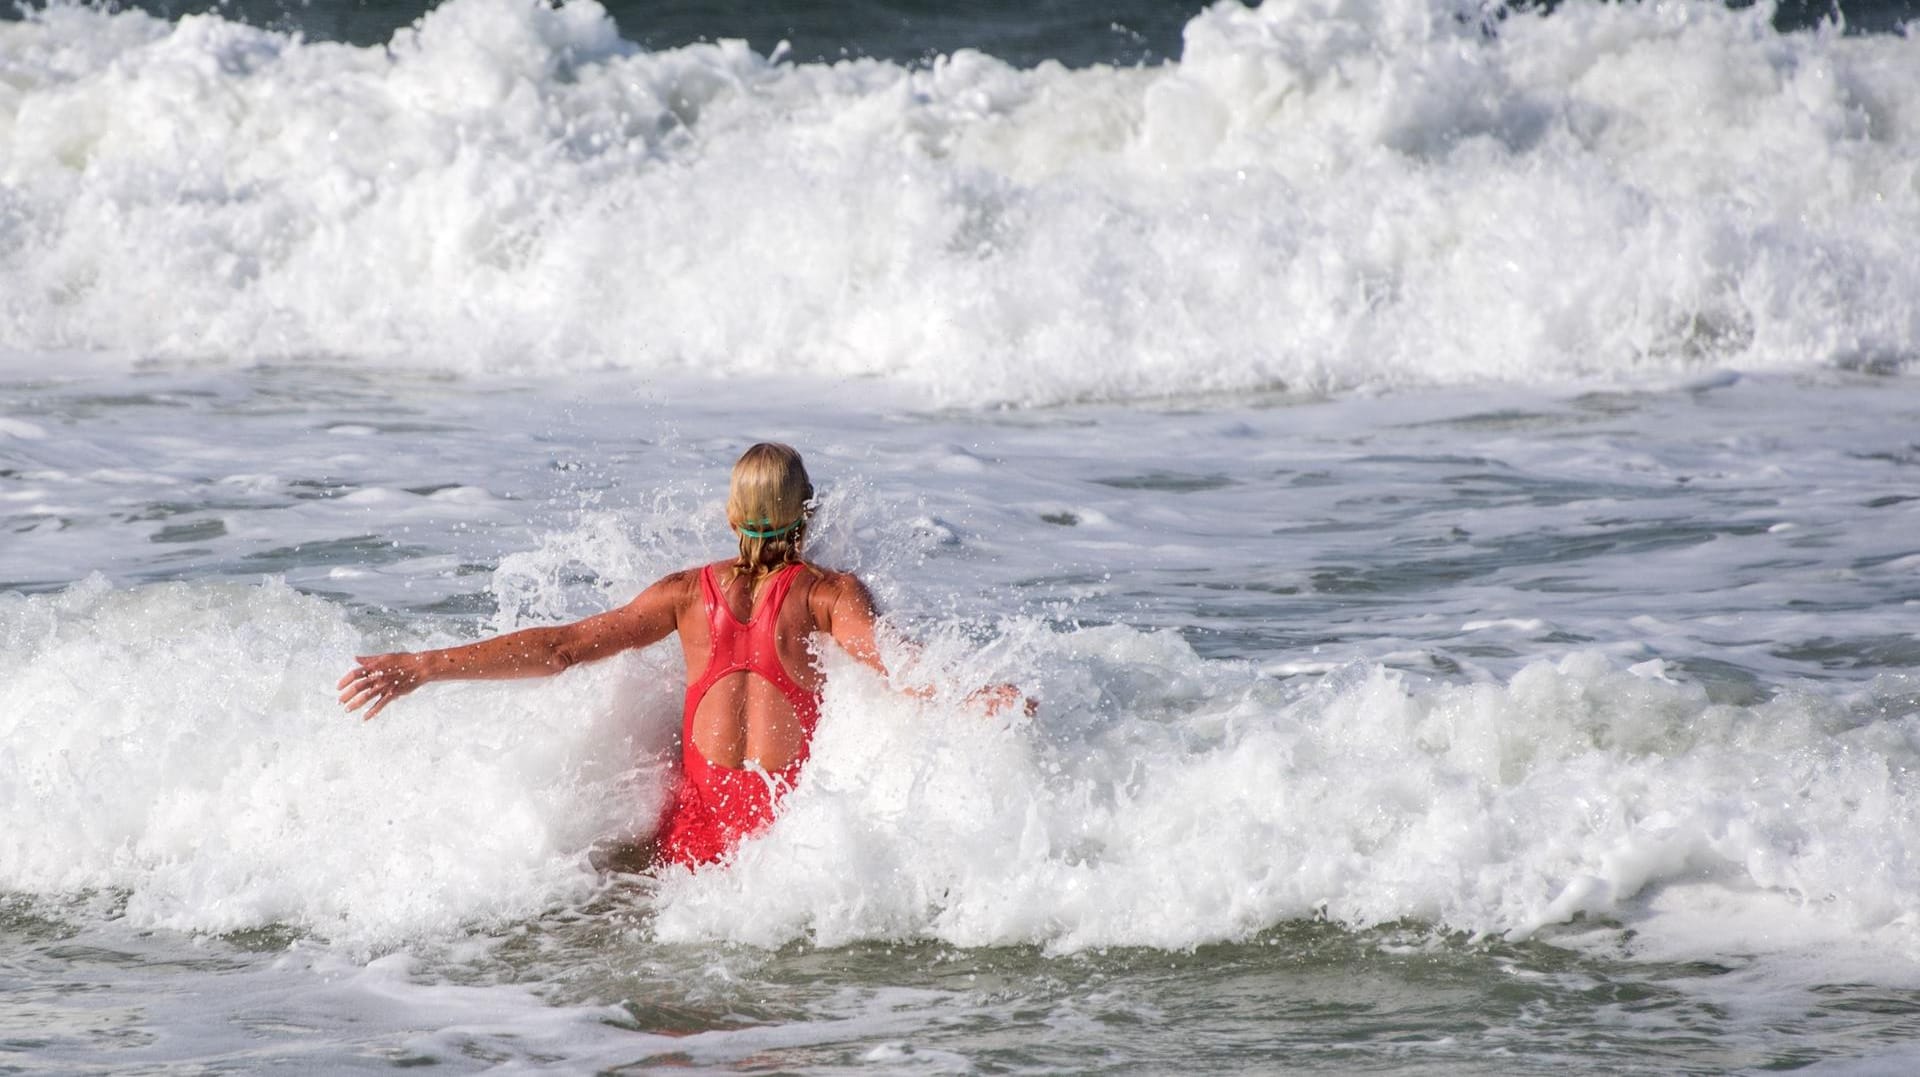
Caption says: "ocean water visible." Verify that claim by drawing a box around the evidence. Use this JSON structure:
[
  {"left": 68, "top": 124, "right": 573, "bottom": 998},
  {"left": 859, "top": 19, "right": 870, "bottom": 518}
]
[{"left": 5, "top": 0, "right": 1920, "bottom": 1072}]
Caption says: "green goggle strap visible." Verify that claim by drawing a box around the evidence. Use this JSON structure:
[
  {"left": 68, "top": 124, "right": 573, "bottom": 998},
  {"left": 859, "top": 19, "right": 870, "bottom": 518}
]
[{"left": 738, "top": 518, "right": 800, "bottom": 539}]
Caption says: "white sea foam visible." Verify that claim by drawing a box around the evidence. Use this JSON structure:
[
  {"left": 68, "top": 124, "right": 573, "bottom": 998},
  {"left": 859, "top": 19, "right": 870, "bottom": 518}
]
[
  {"left": 658, "top": 633, "right": 1920, "bottom": 955},
  {"left": 1, "top": 0, "right": 1917, "bottom": 403},
  {"left": 0, "top": 575, "right": 658, "bottom": 940},
  {"left": 5, "top": 569, "right": 1915, "bottom": 958}
]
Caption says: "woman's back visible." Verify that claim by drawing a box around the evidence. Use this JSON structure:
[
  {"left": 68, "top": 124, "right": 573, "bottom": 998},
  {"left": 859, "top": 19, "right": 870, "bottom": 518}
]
[{"left": 675, "top": 560, "right": 833, "bottom": 773}]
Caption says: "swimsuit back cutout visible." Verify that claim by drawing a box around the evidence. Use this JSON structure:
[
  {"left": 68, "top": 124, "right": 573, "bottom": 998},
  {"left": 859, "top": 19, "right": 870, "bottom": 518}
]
[
  {"left": 684, "top": 561, "right": 818, "bottom": 757},
  {"left": 659, "top": 562, "right": 820, "bottom": 866}
]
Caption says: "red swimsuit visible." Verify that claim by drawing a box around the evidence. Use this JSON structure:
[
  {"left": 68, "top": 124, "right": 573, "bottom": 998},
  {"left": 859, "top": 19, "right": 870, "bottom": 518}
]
[{"left": 656, "top": 563, "right": 821, "bottom": 867}]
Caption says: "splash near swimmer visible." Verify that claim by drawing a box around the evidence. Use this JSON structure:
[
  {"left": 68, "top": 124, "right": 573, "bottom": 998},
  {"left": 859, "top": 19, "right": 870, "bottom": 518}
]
[{"left": 338, "top": 442, "right": 1026, "bottom": 869}]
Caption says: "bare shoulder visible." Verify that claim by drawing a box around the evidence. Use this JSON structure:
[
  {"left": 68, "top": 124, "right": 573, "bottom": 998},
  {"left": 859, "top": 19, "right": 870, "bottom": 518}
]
[
  {"left": 804, "top": 565, "right": 877, "bottom": 622},
  {"left": 805, "top": 563, "right": 868, "bottom": 596},
  {"left": 623, "top": 566, "right": 702, "bottom": 614}
]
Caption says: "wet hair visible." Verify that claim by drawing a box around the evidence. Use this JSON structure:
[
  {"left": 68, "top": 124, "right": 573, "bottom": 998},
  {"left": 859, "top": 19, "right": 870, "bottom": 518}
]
[{"left": 727, "top": 442, "right": 813, "bottom": 586}]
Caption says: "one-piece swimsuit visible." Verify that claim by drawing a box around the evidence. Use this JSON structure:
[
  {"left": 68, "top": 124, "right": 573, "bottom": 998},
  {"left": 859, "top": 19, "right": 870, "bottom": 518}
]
[{"left": 656, "top": 562, "right": 820, "bottom": 867}]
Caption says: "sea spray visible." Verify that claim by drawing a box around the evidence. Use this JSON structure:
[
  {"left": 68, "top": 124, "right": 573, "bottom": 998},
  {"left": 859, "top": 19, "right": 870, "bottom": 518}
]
[
  {"left": 2, "top": 0, "right": 1917, "bottom": 401},
  {"left": 658, "top": 638, "right": 1920, "bottom": 955},
  {"left": 11, "top": 571, "right": 1900, "bottom": 953},
  {"left": 0, "top": 576, "right": 638, "bottom": 940}
]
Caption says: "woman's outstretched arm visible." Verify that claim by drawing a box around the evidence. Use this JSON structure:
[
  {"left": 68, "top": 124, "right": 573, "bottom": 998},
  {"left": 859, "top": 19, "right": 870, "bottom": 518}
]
[
  {"left": 816, "top": 572, "right": 1032, "bottom": 716},
  {"left": 338, "top": 570, "right": 691, "bottom": 720}
]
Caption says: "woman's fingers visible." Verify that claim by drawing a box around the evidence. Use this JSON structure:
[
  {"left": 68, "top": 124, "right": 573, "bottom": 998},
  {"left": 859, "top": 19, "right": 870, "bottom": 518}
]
[
  {"left": 344, "top": 677, "right": 400, "bottom": 720},
  {"left": 341, "top": 682, "right": 380, "bottom": 711},
  {"left": 339, "top": 656, "right": 409, "bottom": 718},
  {"left": 338, "top": 656, "right": 383, "bottom": 694}
]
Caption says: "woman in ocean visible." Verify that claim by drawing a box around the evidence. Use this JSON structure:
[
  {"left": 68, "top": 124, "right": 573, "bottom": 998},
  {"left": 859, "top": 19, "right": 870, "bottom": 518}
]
[{"left": 337, "top": 442, "right": 1022, "bottom": 869}]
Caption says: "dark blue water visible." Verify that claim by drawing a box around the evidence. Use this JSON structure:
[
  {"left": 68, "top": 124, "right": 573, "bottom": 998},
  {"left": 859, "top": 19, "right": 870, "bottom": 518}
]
[{"left": 7, "top": 0, "right": 1914, "bottom": 65}]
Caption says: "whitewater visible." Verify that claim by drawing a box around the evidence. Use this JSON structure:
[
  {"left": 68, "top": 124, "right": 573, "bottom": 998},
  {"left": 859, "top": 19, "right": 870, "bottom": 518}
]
[
  {"left": 4, "top": 0, "right": 1920, "bottom": 1071},
  {"left": 3, "top": 0, "right": 1918, "bottom": 400}
]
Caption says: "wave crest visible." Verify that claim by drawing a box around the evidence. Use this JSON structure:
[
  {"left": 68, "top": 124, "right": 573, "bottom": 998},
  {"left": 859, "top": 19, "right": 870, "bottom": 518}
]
[{"left": 2, "top": 0, "right": 1917, "bottom": 402}]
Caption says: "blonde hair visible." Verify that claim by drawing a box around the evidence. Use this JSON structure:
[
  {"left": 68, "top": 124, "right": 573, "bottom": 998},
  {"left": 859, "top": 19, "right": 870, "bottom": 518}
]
[{"left": 727, "top": 442, "right": 813, "bottom": 586}]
